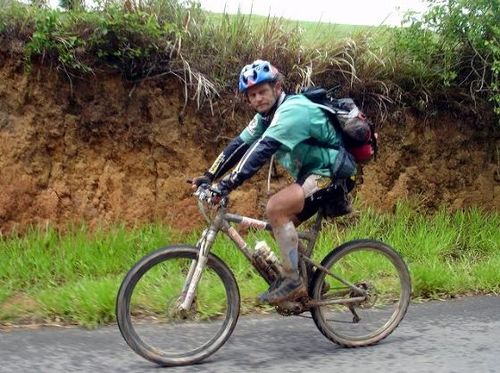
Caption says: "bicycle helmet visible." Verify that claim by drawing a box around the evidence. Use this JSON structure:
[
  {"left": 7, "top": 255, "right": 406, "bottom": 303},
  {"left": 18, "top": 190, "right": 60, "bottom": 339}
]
[{"left": 238, "top": 60, "right": 279, "bottom": 93}]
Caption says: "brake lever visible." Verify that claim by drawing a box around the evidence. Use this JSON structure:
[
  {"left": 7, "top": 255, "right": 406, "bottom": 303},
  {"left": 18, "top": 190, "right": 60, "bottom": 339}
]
[
  {"left": 194, "top": 184, "right": 211, "bottom": 201},
  {"left": 193, "top": 183, "right": 229, "bottom": 209}
]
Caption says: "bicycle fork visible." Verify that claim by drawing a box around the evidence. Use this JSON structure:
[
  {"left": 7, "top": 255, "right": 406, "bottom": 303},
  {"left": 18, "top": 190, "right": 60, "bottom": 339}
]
[{"left": 177, "top": 228, "right": 216, "bottom": 312}]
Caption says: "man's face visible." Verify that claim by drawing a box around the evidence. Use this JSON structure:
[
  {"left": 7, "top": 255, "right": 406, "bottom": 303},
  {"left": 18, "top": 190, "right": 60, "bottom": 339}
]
[{"left": 246, "top": 82, "right": 281, "bottom": 115}]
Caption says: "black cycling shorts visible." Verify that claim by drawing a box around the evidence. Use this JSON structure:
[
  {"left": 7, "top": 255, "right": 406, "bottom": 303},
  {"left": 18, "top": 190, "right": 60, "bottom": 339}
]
[{"left": 296, "top": 174, "right": 354, "bottom": 223}]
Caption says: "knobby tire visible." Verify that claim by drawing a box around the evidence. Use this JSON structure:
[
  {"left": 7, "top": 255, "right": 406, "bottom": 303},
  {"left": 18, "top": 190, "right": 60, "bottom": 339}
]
[
  {"left": 310, "top": 239, "right": 411, "bottom": 347},
  {"left": 116, "top": 245, "right": 240, "bottom": 366}
]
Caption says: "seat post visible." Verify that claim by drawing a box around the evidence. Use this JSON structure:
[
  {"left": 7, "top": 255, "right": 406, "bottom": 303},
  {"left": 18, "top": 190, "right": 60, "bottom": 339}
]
[{"left": 301, "top": 209, "right": 324, "bottom": 258}]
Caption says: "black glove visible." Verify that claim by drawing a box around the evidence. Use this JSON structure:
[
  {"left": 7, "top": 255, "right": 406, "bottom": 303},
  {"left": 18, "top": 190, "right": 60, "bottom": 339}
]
[
  {"left": 191, "top": 172, "right": 213, "bottom": 188},
  {"left": 211, "top": 175, "right": 237, "bottom": 196}
]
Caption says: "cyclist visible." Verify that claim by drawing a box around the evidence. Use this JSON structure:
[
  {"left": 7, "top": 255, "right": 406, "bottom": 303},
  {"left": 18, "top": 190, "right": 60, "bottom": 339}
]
[{"left": 192, "top": 59, "right": 357, "bottom": 304}]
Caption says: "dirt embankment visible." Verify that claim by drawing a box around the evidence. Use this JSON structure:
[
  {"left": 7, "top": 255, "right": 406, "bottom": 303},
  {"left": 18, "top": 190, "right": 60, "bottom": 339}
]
[{"left": 0, "top": 60, "right": 498, "bottom": 234}]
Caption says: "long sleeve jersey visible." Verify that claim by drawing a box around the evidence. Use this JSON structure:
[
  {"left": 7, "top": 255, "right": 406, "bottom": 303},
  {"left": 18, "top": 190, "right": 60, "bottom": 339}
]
[{"left": 207, "top": 93, "right": 356, "bottom": 189}]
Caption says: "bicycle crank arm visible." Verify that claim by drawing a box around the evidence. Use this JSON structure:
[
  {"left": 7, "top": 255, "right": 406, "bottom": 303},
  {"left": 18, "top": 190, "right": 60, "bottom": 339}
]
[{"left": 307, "top": 296, "right": 366, "bottom": 307}]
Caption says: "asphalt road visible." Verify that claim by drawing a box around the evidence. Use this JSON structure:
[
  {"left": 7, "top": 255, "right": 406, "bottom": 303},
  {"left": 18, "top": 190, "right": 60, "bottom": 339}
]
[{"left": 0, "top": 295, "right": 498, "bottom": 373}]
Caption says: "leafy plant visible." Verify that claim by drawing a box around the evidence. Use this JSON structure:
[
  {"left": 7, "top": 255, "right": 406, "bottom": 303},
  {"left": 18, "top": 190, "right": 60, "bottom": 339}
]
[
  {"left": 394, "top": 0, "right": 499, "bottom": 118},
  {"left": 86, "top": 6, "right": 181, "bottom": 79},
  {"left": 22, "top": 8, "right": 92, "bottom": 76}
]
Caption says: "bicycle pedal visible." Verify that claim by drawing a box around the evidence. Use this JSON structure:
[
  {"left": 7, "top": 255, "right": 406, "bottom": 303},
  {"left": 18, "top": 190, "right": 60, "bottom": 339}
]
[{"left": 275, "top": 300, "right": 303, "bottom": 313}]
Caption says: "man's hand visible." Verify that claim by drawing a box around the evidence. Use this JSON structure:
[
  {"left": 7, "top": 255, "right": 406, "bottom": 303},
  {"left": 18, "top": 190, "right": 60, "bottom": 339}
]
[
  {"left": 208, "top": 177, "right": 234, "bottom": 205},
  {"left": 210, "top": 181, "right": 230, "bottom": 197},
  {"left": 191, "top": 174, "right": 212, "bottom": 190}
]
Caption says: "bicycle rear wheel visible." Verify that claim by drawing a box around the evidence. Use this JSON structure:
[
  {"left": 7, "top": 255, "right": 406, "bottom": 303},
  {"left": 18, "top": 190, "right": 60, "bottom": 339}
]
[
  {"left": 310, "top": 239, "right": 411, "bottom": 347},
  {"left": 116, "top": 245, "right": 240, "bottom": 366}
]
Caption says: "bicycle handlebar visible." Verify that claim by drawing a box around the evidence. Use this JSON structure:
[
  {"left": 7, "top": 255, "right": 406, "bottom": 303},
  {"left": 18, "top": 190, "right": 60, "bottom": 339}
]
[{"left": 194, "top": 184, "right": 228, "bottom": 209}]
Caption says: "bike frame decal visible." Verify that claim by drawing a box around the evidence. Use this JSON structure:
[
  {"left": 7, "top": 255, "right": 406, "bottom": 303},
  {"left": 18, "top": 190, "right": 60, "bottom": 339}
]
[
  {"left": 225, "top": 213, "right": 270, "bottom": 230},
  {"left": 240, "top": 216, "right": 268, "bottom": 229}
]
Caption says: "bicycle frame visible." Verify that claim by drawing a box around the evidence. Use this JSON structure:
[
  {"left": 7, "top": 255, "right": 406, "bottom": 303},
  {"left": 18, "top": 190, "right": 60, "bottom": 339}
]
[{"left": 178, "top": 196, "right": 367, "bottom": 312}]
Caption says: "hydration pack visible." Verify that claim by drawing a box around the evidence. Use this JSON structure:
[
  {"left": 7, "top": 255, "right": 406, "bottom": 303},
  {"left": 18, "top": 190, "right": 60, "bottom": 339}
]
[{"left": 301, "top": 87, "right": 378, "bottom": 163}]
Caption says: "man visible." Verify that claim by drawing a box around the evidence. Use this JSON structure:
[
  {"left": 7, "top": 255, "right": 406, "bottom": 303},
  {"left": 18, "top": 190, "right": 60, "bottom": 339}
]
[{"left": 192, "top": 59, "right": 357, "bottom": 304}]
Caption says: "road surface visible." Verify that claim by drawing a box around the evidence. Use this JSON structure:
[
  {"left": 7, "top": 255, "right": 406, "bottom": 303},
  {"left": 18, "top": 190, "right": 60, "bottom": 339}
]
[{"left": 0, "top": 295, "right": 498, "bottom": 372}]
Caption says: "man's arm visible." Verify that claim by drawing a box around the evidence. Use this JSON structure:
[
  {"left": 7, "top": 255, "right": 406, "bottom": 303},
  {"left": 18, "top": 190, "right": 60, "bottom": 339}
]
[
  {"left": 218, "top": 136, "right": 282, "bottom": 192},
  {"left": 204, "top": 136, "right": 250, "bottom": 181},
  {"left": 204, "top": 113, "right": 267, "bottom": 182}
]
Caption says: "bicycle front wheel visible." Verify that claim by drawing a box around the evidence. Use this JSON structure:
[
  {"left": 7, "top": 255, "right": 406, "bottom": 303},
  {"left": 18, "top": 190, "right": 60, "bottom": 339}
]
[
  {"left": 310, "top": 239, "right": 411, "bottom": 347},
  {"left": 116, "top": 245, "right": 240, "bottom": 366}
]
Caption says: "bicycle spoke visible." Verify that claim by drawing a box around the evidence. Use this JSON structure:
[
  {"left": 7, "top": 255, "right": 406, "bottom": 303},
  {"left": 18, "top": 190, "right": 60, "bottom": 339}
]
[
  {"left": 129, "top": 257, "right": 228, "bottom": 350},
  {"left": 116, "top": 246, "right": 240, "bottom": 366},
  {"left": 311, "top": 240, "right": 411, "bottom": 347}
]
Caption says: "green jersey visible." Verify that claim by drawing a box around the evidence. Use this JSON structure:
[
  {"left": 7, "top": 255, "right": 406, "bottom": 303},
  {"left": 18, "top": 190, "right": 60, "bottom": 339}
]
[{"left": 240, "top": 94, "right": 356, "bottom": 180}]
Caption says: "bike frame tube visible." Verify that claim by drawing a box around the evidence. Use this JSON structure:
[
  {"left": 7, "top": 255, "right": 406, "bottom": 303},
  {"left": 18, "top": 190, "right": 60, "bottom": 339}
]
[
  {"left": 224, "top": 212, "right": 317, "bottom": 242},
  {"left": 308, "top": 296, "right": 366, "bottom": 307},
  {"left": 301, "top": 256, "right": 368, "bottom": 297},
  {"left": 222, "top": 211, "right": 324, "bottom": 286}
]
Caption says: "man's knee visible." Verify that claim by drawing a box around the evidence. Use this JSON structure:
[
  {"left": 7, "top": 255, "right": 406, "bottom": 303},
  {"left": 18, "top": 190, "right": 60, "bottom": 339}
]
[
  {"left": 266, "top": 196, "right": 300, "bottom": 221},
  {"left": 266, "top": 185, "right": 305, "bottom": 226},
  {"left": 266, "top": 199, "right": 282, "bottom": 220}
]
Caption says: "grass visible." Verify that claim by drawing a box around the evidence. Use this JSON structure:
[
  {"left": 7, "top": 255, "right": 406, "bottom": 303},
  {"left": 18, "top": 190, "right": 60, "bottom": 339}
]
[
  {"left": 207, "top": 11, "right": 378, "bottom": 45},
  {"left": 0, "top": 202, "right": 498, "bottom": 327},
  {"left": 0, "top": 1, "right": 496, "bottom": 122}
]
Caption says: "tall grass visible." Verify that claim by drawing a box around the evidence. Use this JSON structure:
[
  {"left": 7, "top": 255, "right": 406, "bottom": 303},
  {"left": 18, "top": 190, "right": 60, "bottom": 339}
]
[
  {"left": 1, "top": 0, "right": 496, "bottom": 122},
  {"left": 0, "top": 203, "right": 498, "bottom": 327},
  {"left": 0, "top": 223, "right": 174, "bottom": 326}
]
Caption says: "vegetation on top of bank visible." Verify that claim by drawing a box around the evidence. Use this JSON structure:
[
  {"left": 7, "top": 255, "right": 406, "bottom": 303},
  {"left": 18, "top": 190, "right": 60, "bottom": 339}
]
[{"left": 0, "top": 0, "right": 498, "bottom": 123}]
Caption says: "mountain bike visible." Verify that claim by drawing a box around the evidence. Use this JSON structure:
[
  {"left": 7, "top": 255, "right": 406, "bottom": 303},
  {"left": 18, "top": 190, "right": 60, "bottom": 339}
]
[{"left": 116, "top": 184, "right": 411, "bottom": 366}]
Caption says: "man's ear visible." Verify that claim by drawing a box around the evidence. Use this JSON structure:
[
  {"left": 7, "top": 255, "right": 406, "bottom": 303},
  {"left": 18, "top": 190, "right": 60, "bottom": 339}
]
[{"left": 273, "top": 80, "right": 283, "bottom": 94}]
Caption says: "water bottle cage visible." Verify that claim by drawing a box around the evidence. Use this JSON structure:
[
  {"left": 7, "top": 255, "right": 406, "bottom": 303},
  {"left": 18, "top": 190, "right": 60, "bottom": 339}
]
[{"left": 252, "top": 252, "right": 280, "bottom": 282}]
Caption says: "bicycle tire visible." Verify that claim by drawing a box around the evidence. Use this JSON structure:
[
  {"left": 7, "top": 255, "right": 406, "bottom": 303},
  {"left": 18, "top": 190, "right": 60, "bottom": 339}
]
[
  {"left": 116, "top": 245, "right": 240, "bottom": 366},
  {"left": 310, "top": 239, "right": 411, "bottom": 347}
]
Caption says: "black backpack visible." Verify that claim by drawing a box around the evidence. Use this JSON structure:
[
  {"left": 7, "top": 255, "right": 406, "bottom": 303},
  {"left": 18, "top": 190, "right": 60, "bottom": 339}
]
[{"left": 301, "top": 87, "right": 378, "bottom": 163}]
